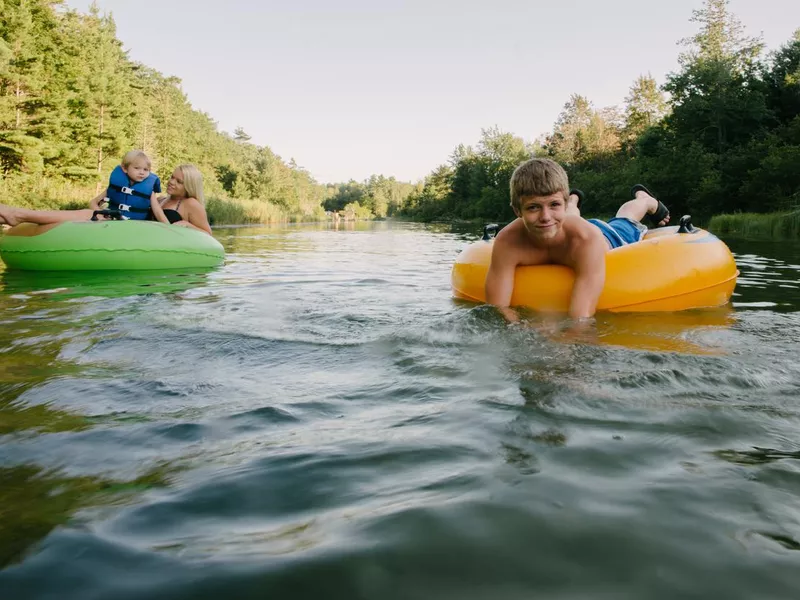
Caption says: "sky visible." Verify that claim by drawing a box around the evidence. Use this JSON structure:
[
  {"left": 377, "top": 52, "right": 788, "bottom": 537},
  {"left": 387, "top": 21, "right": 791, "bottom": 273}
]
[{"left": 65, "top": 0, "right": 800, "bottom": 184}]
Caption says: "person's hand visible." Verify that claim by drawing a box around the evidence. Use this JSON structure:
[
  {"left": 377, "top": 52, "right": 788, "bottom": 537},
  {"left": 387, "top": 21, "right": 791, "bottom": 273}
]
[
  {"left": 497, "top": 306, "right": 521, "bottom": 323},
  {"left": 89, "top": 192, "right": 107, "bottom": 211}
]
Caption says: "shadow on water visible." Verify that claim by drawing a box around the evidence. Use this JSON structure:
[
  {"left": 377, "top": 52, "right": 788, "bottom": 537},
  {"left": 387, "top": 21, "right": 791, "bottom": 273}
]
[{"left": 714, "top": 447, "right": 800, "bottom": 465}]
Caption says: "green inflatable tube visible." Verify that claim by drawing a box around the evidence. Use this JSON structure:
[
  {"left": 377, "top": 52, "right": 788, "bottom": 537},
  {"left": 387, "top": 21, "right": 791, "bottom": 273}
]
[{"left": 0, "top": 221, "right": 225, "bottom": 271}]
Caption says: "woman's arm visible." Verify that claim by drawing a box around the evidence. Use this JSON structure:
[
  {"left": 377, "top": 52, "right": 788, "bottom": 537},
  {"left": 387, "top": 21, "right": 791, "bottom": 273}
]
[
  {"left": 149, "top": 193, "right": 170, "bottom": 224},
  {"left": 175, "top": 198, "right": 212, "bottom": 235}
]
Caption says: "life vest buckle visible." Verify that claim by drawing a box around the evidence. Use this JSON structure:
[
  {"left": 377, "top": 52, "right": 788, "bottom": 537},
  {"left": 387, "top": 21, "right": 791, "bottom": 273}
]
[
  {"left": 121, "top": 186, "right": 134, "bottom": 195},
  {"left": 118, "top": 203, "right": 132, "bottom": 212}
]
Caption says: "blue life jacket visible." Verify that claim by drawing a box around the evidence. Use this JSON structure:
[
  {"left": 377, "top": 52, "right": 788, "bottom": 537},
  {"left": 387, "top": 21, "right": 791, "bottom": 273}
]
[{"left": 105, "top": 166, "right": 162, "bottom": 220}]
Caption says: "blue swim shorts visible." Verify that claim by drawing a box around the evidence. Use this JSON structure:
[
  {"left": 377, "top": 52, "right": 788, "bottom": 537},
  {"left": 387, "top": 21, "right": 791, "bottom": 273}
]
[{"left": 587, "top": 217, "right": 647, "bottom": 249}]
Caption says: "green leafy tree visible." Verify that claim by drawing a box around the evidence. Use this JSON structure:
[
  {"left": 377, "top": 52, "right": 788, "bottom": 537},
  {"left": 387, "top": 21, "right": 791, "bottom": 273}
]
[
  {"left": 764, "top": 29, "right": 800, "bottom": 125},
  {"left": 544, "top": 95, "right": 622, "bottom": 164},
  {"left": 623, "top": 74, "right": 668, "bottom": 144}
]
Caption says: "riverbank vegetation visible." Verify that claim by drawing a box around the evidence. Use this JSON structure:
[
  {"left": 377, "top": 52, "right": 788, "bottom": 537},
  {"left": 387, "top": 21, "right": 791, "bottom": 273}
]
[
  {"left": 708, "top": 211, "right": 800, "bottom": 239},
  {"left": 323, "top": 175, "right": 418, "bottom": 220}
]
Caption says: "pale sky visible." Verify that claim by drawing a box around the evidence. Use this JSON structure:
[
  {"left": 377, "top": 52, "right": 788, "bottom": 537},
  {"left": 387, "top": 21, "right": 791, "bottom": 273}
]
[{"left": 66, "top": 0, "right": 800, "bottom": 184}]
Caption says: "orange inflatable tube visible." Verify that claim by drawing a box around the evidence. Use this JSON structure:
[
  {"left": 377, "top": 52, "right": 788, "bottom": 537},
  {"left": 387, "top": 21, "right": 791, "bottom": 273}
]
[{"left": 451, "top": 225, "right": 739, "bottom": 312}]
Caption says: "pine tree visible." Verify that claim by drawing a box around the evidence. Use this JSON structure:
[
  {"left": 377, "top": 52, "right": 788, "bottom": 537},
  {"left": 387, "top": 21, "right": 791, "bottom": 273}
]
[{"left": 0, "top": 0, "right": 61, "bottom": 174}]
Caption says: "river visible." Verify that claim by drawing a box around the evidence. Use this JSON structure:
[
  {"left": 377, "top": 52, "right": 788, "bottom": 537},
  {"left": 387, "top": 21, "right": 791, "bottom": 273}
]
[{"left": 1, "top": 222, "right": 799, "bottom": 599}]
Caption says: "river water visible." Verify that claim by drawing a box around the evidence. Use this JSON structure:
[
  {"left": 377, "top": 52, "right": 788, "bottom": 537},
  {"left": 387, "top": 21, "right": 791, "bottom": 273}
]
[{"left": 1, "top": 222, "right": 800, "bottom": 599}]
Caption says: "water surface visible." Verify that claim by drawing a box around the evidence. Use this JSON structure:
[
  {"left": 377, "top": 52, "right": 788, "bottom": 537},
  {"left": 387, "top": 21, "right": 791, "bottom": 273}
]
[{"left": 2, "top": 222, "right": 800, "bottom": 599}]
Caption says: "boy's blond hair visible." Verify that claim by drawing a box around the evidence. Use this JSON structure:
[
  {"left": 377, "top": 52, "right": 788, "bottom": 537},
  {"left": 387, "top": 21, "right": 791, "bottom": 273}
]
[
  {"left": 509, "top": 158, "right": 569, "bottom": 211},
  {"left": 121, "top": 150, "right": 152, "bottom": 169},
  {"left": 174, "top": 164, "right": 205, "bottom": 204}
]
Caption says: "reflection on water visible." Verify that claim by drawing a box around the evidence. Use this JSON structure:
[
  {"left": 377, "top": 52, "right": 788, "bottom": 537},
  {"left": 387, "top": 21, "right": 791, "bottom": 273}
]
[
  {"left": 507, "top": 305, "right": 738, "bottom": 355},
  {"left": 727, "top": 237, "right": 800, "bottom": 311},
  {"left": 0, "top": 268, "right": 213, "bottom": 300},
  {"left": 0, "top": 463, "right": 177, "bottom": 567},
  {"left": 2, "top": 222, "right": 800, "bottom": 599},
  {"left": 595, "top": 306, "right": 737, "bottom": 354}
]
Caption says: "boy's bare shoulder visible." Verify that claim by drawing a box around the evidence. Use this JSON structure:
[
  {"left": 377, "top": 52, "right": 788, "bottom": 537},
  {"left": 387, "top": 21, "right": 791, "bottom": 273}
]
[
  {"left": 495, "top": 219, "right": 523, "bottom": 245},
  {"left": 489, "top": 221, "right": 523, "bottom": 267},
  {"left": 561, "top": 217, "right": 608, "bottom": 261},
  {"left": 493, "top": 220, "right": 525, "bottom": 255},
  {"left": 564, "top": 216, "right": 604, "bottom": 241}
]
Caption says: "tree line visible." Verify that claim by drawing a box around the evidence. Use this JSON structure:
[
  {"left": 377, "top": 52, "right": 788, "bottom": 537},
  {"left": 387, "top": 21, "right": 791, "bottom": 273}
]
[
  {"left": 399, "top": 0, "right": 800, "bottom": 225},
  {"left": 323, "top": 175, "right": 417, "bottom": 219},
  {"left": 2, "top": 1, "right": 798, "bottom": 226}
]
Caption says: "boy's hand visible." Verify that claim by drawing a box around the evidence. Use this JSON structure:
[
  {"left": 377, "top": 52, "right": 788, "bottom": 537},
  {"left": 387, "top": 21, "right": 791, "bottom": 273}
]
[
  {"left": 89, "top": 191, "right": 107, "bottom": 211},
  {"left": 558, "top": 318, "right": 598, "bottom": 344}
]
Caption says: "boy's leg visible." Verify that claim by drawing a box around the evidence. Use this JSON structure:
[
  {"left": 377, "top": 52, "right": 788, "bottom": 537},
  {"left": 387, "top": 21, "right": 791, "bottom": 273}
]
[
  {"left": 0, "top": 204, "right": 94, "bottom": 227},
  {"left": 614, "top": 189, "right": 670, "bottom": 226}
]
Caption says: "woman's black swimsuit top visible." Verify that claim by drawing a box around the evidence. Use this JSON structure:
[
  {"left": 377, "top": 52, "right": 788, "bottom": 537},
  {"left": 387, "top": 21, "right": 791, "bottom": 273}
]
[
  {"left": 158, "top": 198, "right": 183, "bottom": 224},
  {"left": 162, "top": 208, "right": 182, "bottom": 224}
]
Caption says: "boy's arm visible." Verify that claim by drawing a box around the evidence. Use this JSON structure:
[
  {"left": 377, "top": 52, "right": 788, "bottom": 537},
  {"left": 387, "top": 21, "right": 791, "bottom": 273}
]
[
  {"left": 149, "top": 192, "right": 169, "bottom": 224},
  {"left": 568, "top": 225, "right": 607, "bottom": 319},
  {"left": 485, "top": 239, "right": 517, "bottom": 309}
]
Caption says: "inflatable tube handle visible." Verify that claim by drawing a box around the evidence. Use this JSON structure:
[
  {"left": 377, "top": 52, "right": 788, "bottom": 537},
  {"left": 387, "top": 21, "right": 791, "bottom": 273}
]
[
  {"left": 482, "top": 223, "right": 500, "bottom": 241},
  {"left": 678, "top": 215, "right": 698, "bottom": 234},
  {"left": 91, "top": 209, "right": 124, "bottom": 222}
]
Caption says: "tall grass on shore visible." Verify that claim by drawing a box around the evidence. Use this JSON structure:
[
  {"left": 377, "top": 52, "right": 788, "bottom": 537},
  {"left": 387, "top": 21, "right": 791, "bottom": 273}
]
[
  {"left": 205, "top": 197, "right": 286, "bottom": 225},
  {"left": 0, "top": 177, "right": 326, "bottom": 225},
  {"left": 708, "top": 211, "right": 800, "bottom": 240},
  {"left": 0, "top": 177, "right": 94, "bottom": 211},
  {"left": 205, "top": 197, "right": 328, "bottom": 225}
]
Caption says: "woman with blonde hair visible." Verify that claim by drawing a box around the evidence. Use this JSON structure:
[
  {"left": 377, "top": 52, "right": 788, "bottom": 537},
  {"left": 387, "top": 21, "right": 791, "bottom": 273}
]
[
  {"left": 0, "top": 158, "right": 212, "bottom": 236},
  {"left": 146, "top": 164, "right": 212, "bottom": 235}
]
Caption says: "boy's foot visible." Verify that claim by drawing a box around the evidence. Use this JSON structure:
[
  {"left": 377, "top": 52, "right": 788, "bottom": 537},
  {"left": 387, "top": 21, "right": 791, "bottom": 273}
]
[
  {"left": 568, "top": 188, "right": 585, "bottom": 211},
  {"left": 631, "top": 184, "right": 670, "bottom": 227}
]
